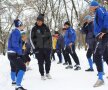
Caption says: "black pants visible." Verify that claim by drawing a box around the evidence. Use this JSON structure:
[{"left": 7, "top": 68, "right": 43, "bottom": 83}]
[
  {"left": 51, "top": 49, "right": 56, "bottom": 60},
  {"left": 36, "top": 48, "right": 51, "bottom": 76},
  {"left": 23, "top": 55, "right": 31, "bottom": 63},
  {"left": 94, "top": 37, "right": 108, "bottom": 72},
  {"left": 103, "top": 43, "right": 108, "bottom": 65},
  {"left": 64, "top": 45, "right": 80, "bottom": 65},
  {"left": 56, "top": 49, "right": 62, "bottom": 63},
  {"left": 62, "top": 49, "right": 68, "bottom": 63},
  {"left": 86, "top": 48, "right": 93, "bottom": 59},
  {"left": 8, "top": 53, "right": 26, "bottom": 73}
]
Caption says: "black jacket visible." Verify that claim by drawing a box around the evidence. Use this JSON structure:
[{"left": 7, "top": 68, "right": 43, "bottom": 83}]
[{"left": 30, "top": 23, "right": 52, "bottom": 49}]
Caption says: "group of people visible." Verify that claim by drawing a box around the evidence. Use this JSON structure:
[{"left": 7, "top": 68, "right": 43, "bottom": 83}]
[
  {"left": 51, "top": 24, "right": 81, "bottom": 70},
  {"left": 7, "top": 0, "right": 108, "bottom": 90}
]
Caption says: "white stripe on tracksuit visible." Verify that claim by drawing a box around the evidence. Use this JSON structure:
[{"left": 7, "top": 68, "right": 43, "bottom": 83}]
[{"left": 29, "top": 29, "right": 35, "bottom": 49}]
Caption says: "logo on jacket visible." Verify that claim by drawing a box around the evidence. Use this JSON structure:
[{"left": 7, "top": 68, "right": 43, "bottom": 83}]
[{"left": 37, "top": 29, "right": 41, "bottom": 33}]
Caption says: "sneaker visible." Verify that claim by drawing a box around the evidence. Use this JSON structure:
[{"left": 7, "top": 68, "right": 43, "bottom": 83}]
[
  {"left": 65, "top": 65, "right": 73, "bottom": 69},
  {"left": 57, "top": 62, "right": 62, "bottom": 64},
  {"left": 85, "top": 68, "right": 94, "bottom": 72},
  {"left": 41, "top": 76, "right": 46, "bottom": 80},
  {"left": 15, "top": 86, "right": 27, "bottom": 90},
  {"left": 46, "top": 74, "right": 52, "bottom": 79},
  {"left": 63, "top": 63, "right": 68, "bottom": 65},
  {"left": 93, "top": 79, "right": 104, "bottom": 87},
  {"left": 12, "top": 81, "right": 16, "bottom": 86},
  {"left": 74, "top": 64, "right": 78, "bottom": 67},
  {"left": 74, "top": 66, "right": 81, "bottom": 71}
]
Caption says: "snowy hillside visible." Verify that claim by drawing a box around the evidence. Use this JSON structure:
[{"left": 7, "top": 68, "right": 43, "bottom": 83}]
[{"left": 0, "top": 49, "right": 108, "bottom": 90}]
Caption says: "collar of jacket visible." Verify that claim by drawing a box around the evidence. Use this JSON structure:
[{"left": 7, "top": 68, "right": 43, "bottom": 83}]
[
  {"left": 67, "top": 26, "right": 72, "bottom": 31},
  {"left": 15, "top": 28, "right": 20, "bottom": 31}
]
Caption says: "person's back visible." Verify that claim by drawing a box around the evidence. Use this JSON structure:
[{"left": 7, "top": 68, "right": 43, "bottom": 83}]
[{"left": 8, "top": 28, "right": 22, "bottom": 55}]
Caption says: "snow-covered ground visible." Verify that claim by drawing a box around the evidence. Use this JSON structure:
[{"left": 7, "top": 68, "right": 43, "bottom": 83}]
[{"left": 0, "top": 49, "right": 108, "bottom": 90}]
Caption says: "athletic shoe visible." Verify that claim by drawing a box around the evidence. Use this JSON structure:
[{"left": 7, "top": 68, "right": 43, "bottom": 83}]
[
  {"left": 63, "top": 63, "right": 68, "bottom": 65},
  {"left": 85, "top": 68, "right": 94, "bottom": 72},
  {"left": 93, "top": 79, "right": 104, "bottom": 87},
  {"left": 12, "top": 81, "right": 16, "bottom": 86},
  {"left": 46, "top": 74, "right": 52, "bottom": 79},
  {"left": 65, "top": 65, "right": 73, "bottom": 69},
  {"left": 15, "top": 86, "right": 27, "bottom": 90},
  {"left": 74, "top": 66, "right": 81, "bottom": 71},
  {"left": 74, "top": 64, "right": 78, "bottom": 67},
  {"left": 57, "top": 62, "right": 62, "bottom": 64},
  {"left": 41, "top": 76, "right": 46, "bottom": 80}
]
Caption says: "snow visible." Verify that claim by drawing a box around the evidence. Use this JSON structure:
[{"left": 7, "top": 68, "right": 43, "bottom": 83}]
[{"left": 0, "top": 49, "right": 108, "bottom": 90}]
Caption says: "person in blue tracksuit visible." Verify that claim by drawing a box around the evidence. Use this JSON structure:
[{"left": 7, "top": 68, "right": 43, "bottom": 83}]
[
  {"left": 81, "top": 15, "right": 96, "bottom": 71},
  {"left": 90, "top": 1, "right": 108, "bottom": 87},
  {"left": 7, "top": 19, "right": 27, "bottom": 90},
  {"left": 64, "top": 21, "right": 81, "bottom": 70}
]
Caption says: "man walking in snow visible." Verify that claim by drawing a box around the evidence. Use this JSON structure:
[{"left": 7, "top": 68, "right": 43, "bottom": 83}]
[{"left": 30, "top": 14, "right": 52, "bottom": 80}]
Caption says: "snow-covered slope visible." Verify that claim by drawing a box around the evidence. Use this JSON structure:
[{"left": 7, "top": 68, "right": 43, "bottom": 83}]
[{"left": 0, "top": 49, "right": 108, "bottom": 90}]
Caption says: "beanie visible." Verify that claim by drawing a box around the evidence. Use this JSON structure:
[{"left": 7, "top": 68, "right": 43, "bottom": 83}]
[
  {"left": 14, "top": 19, "right": 23, "bottom": 27},
  {"left": 90, "top": 1, "right": 99, "bottom": 6}
]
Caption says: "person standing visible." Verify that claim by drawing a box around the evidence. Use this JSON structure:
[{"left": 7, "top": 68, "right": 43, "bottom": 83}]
[
  {"left": 7, "top": 19, "right": 27, "bottom": 90},
  {"left": 89, "top": 1, "right": 108, "bottom": 87},
  {"left": 81, "top": 15, "right": 95, "bottom": 71},
  {"left": 30, "top": 14, "right": 52, "bottom": 80},
  {"left": 56, "top": 32, "right": 63, "bottom": 64},
  {"left": 64, "top": 21, "right": 81, "bottom": 70},
  {"left": 21, "top": 31, "right": 32, "bottom": 71}
]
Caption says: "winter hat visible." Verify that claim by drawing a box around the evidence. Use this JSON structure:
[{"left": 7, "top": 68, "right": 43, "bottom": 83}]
[
  {"left": 37, "top": 14, "right": 44, "bottom": 22},
  {"left": 84, "top": 15, "right": 92, "bottom": 21},
  {"left": 64, "top": 21, "right": 71, "bottom": 26},
  {"left": 55, "top": 31, "right": 59, "bottom": 35},
  {"left": 14, "top": 19, "right": 23, "bottom": 27},
  {"left": 90, "top": 0, "right": 99, "bottom": 6}
]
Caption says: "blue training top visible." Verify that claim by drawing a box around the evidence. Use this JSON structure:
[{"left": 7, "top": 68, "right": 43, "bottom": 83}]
[{"left": 8, "top": 28, "right": 22, "bottom": 55}]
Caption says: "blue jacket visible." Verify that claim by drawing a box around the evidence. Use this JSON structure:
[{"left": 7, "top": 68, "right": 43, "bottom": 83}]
[
  {"left": 64, "top": 27, "right": 76, "bottom": 46},
  {"left": 94, "top": 6, "right": 108, "bottom": 36},
  {"left": 8, "top": 28, "right": 22, "bottom": 55}
]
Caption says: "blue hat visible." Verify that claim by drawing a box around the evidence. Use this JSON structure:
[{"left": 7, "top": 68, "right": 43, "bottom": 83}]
[
  {"left": 84, "top": 15, "right": 92, "bottom": 21},
  {"left": 14, "top": 19, "right": 23, "bottom": 27},
  {"left": 90, "top": 1, "right": 99, "bottom": 6}
]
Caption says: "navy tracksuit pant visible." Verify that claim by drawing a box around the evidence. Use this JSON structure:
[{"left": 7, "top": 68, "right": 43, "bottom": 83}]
[
  {"left": 64, "top": 44, "right": 80, "bottom": 65},
  {"left": 94, "top": 34, "right": 108, "bottom": 72},
  {"left": 8, "top": 53, "right": 26, "bottom": 73}
]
